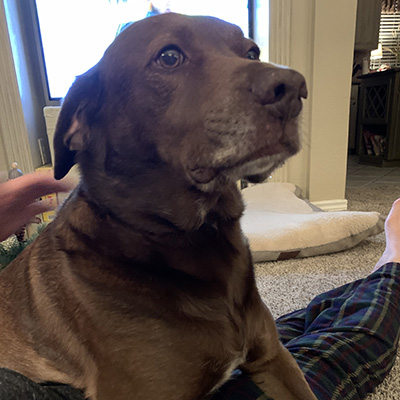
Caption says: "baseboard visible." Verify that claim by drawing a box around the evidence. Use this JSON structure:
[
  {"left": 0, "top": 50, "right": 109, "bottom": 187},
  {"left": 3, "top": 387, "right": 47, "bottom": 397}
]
[{"left": 311, "top": 199, "right": 348, "bottom": 212}]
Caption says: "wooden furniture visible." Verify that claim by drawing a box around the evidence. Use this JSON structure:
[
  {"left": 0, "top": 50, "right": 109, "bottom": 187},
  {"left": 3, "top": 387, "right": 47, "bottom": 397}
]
[
  {"left": 357, "top": 69, "right": 400, "bottom": 166},
  {"left": 348, "top": 83, "right": 360, "bottom": 154}
]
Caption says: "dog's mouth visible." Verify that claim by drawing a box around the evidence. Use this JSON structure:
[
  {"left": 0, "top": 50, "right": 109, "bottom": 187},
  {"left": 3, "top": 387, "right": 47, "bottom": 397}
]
[
  {"left": 186, "top": 110, "right": 302, "bottom": 188},
  {"left": 188, "top": 141, "right": 297, "bottom": 187}
]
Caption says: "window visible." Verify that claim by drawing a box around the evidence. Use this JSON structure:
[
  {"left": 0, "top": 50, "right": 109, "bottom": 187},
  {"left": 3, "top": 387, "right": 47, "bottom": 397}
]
[
  {"left": 370, "top": 3, "right": 400, "bottom": 70},
  {"left": 33, "top": 0, "right": 252, "bottom": 101}
]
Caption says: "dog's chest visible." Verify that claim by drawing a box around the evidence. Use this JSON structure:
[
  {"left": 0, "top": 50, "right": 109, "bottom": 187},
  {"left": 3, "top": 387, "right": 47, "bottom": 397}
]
[
  {"left": 51, "top": 195, "right": 255, "bottom": 397},
  {"left": 82, "top": 249, "right": 254, "bottom": 398}
]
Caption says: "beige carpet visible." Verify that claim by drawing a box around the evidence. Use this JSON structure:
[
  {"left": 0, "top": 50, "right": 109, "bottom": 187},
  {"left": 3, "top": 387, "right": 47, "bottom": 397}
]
[{"left": 254, "top": 184, "right": 400, "bottom": 400}]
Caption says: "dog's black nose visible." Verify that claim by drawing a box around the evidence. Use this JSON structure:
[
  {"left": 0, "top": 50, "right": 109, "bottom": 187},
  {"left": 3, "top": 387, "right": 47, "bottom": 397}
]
[{"left": 249, "top": 66, "right": 307, "bottom": 120}]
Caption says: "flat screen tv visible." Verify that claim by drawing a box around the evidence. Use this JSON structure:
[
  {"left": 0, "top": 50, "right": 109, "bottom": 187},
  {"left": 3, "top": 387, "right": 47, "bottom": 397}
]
[{"left": 33, "top": 0, "right": 255, "bottom": 103}]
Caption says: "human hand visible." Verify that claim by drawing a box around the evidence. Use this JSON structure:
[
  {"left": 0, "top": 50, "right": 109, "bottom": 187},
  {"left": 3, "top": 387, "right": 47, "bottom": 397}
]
[{"left": 0, "top": 173, "right": 75, "bottom": 242}]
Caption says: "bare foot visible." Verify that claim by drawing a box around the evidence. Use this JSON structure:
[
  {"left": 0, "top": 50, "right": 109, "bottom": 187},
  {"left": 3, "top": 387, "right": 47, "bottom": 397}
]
[{"left": 372, "top": 198, "right": 400, "bottom": 273}]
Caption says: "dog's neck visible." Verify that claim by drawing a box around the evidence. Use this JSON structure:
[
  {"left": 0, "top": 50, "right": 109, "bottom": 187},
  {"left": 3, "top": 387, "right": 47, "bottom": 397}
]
[
  {"left": 79, "top": 163, "right": 244, "bottom": 232},
  {"left": 56, "top": 167, "right": 247, "bottom": 281}
]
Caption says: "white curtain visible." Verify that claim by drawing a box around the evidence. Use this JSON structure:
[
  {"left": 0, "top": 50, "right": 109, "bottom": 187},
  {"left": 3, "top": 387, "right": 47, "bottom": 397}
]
[{"left": 0, "top": 0, "right": 33, "bottom": 174}]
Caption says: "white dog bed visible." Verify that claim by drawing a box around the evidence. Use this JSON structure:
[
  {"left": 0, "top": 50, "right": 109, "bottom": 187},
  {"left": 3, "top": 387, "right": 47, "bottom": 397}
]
[{"left": 240, "top": 183, "right": 384, "bottom": 262}]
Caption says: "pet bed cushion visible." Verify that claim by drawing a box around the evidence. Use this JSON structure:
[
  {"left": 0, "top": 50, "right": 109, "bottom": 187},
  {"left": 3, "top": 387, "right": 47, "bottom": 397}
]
[{"left": 240, "top": 182, "right": 384, "bottom": 262}]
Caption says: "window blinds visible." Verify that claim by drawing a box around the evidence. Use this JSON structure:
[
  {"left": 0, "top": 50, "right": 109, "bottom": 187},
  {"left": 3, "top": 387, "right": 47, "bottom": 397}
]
[{"left": 371, "top": 4, "right": 400, "bottom": 69}]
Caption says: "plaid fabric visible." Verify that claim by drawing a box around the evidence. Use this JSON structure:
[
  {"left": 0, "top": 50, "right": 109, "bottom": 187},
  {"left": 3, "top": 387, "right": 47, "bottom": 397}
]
[
  {"left": 275, "top": 262, "right": 400, "bottom": 400},
  {"left": 212, "top": 262, "right": 400, "bottom": 400}
]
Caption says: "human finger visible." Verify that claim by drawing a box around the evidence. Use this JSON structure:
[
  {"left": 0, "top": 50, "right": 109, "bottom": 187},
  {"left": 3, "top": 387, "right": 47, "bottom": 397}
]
[
  {"left": 0, "top": 198, "right": 58, "bottom": 242},
  {"left": 0, "top": 173, "right": 75, "bottom": 206}
]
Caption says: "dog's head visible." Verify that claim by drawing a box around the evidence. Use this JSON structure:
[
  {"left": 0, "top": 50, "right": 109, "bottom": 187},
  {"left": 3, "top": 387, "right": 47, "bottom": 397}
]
[{"left": 54, "top": 13, "right": 306, "bottom": 191}]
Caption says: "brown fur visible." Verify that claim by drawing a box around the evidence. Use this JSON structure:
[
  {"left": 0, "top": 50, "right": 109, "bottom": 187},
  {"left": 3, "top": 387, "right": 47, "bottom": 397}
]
[{"left": 0, "top": 13, "right": 315, "bottom": 400}]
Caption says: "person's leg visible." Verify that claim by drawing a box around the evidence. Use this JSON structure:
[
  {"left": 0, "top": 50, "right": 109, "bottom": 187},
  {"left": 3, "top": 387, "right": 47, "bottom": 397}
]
[
  {"left": 274, "top": 198, "right": 400, "bottom": 399},
  {"left": 275, "top": 262, "right": 400, "bottom": 400},
  {"left": 373, "top": 198, "right": 400, "bottom": 271},
  {"left": 212, "top": 262, "right": 400, "bottom": 400}
]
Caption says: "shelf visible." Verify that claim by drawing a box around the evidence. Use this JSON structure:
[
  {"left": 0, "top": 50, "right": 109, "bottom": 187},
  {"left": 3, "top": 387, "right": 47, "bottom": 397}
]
[{"left": 357, "top": 69, "right": 400, "bottom": 166}]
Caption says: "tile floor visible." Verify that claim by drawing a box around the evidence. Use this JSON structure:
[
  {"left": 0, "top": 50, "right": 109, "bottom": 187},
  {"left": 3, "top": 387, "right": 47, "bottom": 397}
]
[{"left": 346, "top": 155, "right": 400, "bottom": 189}]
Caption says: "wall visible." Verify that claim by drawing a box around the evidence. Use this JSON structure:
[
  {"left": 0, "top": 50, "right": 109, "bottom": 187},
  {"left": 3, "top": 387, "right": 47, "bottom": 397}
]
[
  {"left": 281, "top": 0, "right": 314, "bottom": 195},
  {"left": 308, "top": 0, "right": 357, "bottom": 206},
  {"left": 269, "top": 0, "right": 357, "bottom": 210}
]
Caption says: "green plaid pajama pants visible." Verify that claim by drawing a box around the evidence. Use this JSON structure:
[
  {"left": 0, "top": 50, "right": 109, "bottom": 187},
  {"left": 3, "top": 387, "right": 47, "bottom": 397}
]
[
  {"left": 0, "top": 262, "right": 399, "bottom": 399},
  {"left": 213, "top": 262, "right": 400, "bottom": 400}
]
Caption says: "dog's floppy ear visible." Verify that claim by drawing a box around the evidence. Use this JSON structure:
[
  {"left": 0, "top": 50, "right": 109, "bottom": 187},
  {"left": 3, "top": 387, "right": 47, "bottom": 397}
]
[{"left": 53, "top": 66, "right": 102, "bottom": 180}]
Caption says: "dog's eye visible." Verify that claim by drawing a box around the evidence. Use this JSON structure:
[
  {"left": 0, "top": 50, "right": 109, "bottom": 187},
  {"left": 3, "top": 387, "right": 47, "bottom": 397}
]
[
  {"left": 246, "top": 48, "right": 260, "bottom": 61},
  {"left": 157, "top": 47, "right": 184, "bottom": 69}
]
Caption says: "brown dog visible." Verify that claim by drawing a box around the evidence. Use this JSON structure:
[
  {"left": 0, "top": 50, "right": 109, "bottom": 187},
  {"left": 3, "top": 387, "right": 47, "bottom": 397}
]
[{"left": 0, "top": 13, "right": 315, "bottom": 400}]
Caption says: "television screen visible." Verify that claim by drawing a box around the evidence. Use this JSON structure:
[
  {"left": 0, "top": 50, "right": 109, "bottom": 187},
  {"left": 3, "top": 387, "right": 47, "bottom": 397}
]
[{"left": 34, "top": 0, "right": 251, "bottom": 101}]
